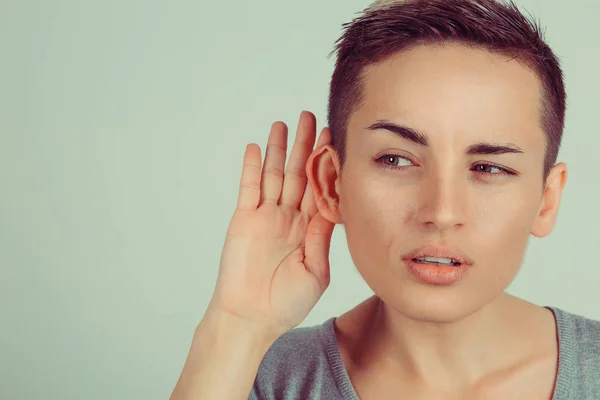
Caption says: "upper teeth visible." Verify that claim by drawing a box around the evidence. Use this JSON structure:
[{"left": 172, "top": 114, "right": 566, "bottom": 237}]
[{"left": 416, "top": 256, "right": 457, "bottom": 264}]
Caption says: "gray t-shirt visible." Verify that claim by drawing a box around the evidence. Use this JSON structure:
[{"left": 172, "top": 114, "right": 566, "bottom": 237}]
[{"left": 249, "top": 306, "right": 600, "bottom": 399}]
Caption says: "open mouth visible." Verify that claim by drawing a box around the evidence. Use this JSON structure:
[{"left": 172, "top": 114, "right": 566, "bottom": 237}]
[{"left": 411, "top": 257, "right": 462, "bottom": 267}]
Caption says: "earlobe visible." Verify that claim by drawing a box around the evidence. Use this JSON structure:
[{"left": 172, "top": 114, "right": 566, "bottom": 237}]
[
  {"left": 306, "top": 144, "right": 343, "bottom": 224},
  {"left": 530, "top": 163, "right": 568, "bottom": 238}
]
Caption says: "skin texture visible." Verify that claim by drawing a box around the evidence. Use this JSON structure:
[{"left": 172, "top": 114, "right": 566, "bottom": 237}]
[{"left": 306, "top": 43, "right": 568, "bottom": 397}]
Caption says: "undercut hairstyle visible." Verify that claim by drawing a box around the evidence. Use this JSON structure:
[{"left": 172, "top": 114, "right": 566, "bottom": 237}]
[{"left": 327, "top": 0, "right": 566, "bottom": 182}]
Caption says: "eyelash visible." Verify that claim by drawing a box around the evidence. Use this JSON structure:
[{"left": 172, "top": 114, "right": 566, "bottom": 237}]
[{"left": 375, "top": 154, "right": 516, "bottom": 176}]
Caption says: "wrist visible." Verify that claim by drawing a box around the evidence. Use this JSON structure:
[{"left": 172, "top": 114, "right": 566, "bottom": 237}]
[{"left": 199, "top": 307, "right": 280, "bottom": 353}]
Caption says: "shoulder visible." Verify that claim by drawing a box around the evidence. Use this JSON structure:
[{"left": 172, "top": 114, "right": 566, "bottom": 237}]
[
  {"left": 561, "top": 307, "right": 600, "bottom": 370},
  {"left": 249, "top": 317, "right": 345, "bottom": 400},
  {"left": 549, "top": 306, "right": 600, "bottom": 396},
  {"left": 552, "top": 306, "right": 600, "bottom": 352}
]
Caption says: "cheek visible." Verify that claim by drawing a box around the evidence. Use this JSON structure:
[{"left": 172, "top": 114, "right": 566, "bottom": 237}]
[
  {"left": 339, "top": 175, "right": 409, "bottom": 264},
  {"left": 472, "top": 188, "right": 539, "bottom": 249},
  {"left": 466, "top": 188, "right": 541, "bottom": 287},
  {"left": 340, "top": 170, "right": 401, "bottom": 222}
]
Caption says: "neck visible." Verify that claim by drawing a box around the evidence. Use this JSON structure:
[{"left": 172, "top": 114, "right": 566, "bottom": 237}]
[{"left": 340, "top": 293, "right": 546, "bottom": 391}]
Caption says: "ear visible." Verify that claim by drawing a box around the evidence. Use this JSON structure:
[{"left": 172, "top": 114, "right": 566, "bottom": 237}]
[
  {"left": 306, "top": 139, "right": 343, "bottom": 224},
  {"left": 530, "top": 162, "right": 568, "bottom": 238}
]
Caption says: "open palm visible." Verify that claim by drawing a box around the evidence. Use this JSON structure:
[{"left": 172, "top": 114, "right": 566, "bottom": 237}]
[{"left": 210, "top": 111, "right": 335, "bottom": 338}]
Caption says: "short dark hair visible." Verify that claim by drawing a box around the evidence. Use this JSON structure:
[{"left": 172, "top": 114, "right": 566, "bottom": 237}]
[{"left": 327, "top": 0, "right": 566, "bottom": 181}]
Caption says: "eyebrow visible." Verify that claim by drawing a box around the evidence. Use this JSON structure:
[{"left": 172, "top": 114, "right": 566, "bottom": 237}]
[{"left": 366, "top": 120, "right": 525, "bottom": 155}]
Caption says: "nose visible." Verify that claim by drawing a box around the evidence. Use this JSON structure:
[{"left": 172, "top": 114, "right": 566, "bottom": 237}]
[{"left": 416, "top": 169, "right": 466, "bottom": 231}]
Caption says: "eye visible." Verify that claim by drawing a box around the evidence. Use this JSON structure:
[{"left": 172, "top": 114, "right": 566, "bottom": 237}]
[
  {"left": 375, "top": 154, "right": 516, "bottom": 177},
  {"left": 376, "top": 154, "right": 414, "bottom": 170},
  {"left": 472, "top": 163, "right": 516, "bottom": 176}
]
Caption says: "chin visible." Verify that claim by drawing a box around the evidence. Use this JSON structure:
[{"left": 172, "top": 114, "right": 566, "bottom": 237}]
[{"left": 377, "top": 286, "right": 497, "bottom": 325}]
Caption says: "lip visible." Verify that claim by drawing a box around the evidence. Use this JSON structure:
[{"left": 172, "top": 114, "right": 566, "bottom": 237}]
[
  {"left": 404, "top": 259, "right": 470, "bottom": 285},
  {"left": 402, "top": 245, "right": 473, "bottom": 266}
]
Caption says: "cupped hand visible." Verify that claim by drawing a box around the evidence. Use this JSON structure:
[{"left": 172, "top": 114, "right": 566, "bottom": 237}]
[{"left": 208, "top": 111, "right": 335, "bottom": 339}]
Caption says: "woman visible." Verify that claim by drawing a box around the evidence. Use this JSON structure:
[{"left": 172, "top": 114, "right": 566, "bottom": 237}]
[{"left": 170, "top": 0, "right": 600, "bottom": 399}]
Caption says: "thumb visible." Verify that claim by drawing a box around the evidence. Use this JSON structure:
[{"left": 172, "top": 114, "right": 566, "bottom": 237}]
[{"left": 304, "top": 211, "right": 335, "bottom": 291}]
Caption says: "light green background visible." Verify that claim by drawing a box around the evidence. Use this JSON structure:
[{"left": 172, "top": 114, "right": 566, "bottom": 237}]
[{"left": 1, "top": 1, "right": 598, "bottom": 399}]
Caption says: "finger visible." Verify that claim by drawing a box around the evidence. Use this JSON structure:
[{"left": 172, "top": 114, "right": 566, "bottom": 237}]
[
  {"left": 301, "top": 181, "right": 317, "bottom": 217},
  {"left": 304, "top": 212, "right": 335, "bottom": 292},
  {"left": 259, "top": 122, "right": 288, "bottom": 206},
  {"left": 280, "top": 111, "right": 316, "bottom": 208},
  {"left": 300, "top": 127, "right": 332, "bottom": 215},
  {"left": 236, "top": 143, "right": 262, "bottom": 210}
]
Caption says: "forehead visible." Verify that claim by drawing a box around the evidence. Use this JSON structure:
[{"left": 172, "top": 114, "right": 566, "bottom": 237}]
[{"left": 350, "top": 43, "right": 545, "bottom": 148}]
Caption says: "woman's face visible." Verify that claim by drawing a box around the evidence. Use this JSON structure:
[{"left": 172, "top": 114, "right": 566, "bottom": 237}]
[{"left": 315, "top": 44, "right": 567, "bottom": 322}]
